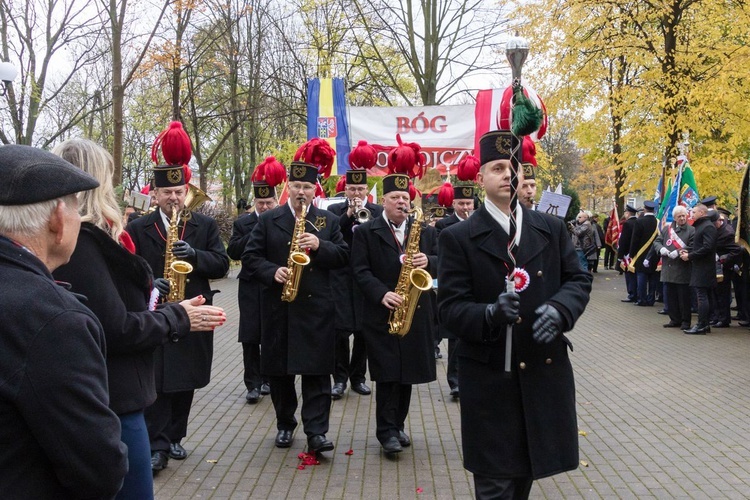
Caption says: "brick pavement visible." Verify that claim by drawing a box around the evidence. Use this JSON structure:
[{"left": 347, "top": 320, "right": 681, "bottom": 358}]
[{"left": 154, "top": 268, "right": 750, "bottom": 499}]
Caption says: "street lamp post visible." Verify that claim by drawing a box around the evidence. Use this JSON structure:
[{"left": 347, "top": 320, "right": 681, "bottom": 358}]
[{"left": 0, "top": 61, "right": 18, "bottom": 96}]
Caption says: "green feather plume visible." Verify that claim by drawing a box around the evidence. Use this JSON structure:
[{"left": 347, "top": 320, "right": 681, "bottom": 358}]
[{"left": 511, "top": 85, "right": 543, "bottom": 137}]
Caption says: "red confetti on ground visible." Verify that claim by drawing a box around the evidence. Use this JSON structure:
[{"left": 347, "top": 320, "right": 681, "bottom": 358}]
[
  {"left": 345, "top": 449, "right": 354, "bottom": 455},
  {"left": 416, "top": 487, "right": 424, "bottom": 493},
  {"left": 296, "top": 450, "right": 320, "bottom": 470}
]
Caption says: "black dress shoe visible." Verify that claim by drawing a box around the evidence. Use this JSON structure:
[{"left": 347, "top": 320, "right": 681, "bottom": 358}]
[
  {"left": 435, "top": 348, "right": 443, "bottom": 359},
  {"left": 663, "top": 322, "right": 681, "bottom": 328},
  {"left": 351, "top": 382, "right": 371, "bottom": 395},
  {"left": 680, "top": 324, "right": 691, "bottom": 330},
  {"left": 331, "top": 382, "right": 345, "bottom": 400},
  {"left": 657, "top": 309, "right": 668, "bottom": 315},
  {"left": 635, "top": 302, "right": 652, "bottom": 307},
  {"left": 381, "top": 436, "right": 403, "bottom": 454},
  {"left": 683, "top": 325, "right": 710, "bottom": 335},
  {"left": 260, "top": 382, "right": 271, "bottom": 395},
  {"left": 169, "top": 442, "right": 187, "bottom": 460},
  {"left": 275, "top": 430, "right": 293, "bottom": 448},
  {"left": 246, "top": 388, "right": 260, "bottom": 404},
  {"left": 621, "top": 298, "right": 635, "bottom": 303},
  {"left": 398, "top": 431, "right": 411, "bottom": 447},
  {"left": 308, "top": 435, "right": 334, "bottom": 453},
  {"left": 450, "top": 386, "right": 460, "bottom": 398},
  {"left": 151, "top": 451, "right": 168, "bottom": 472},
  {"left": 712, "top": 321, "right": 730, "bottom": 328},
  {"left": 738, "top": 320, "right": 750, "bottom": 327}
]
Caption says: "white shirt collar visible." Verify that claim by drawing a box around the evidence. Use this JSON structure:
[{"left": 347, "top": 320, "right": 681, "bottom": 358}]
[{"left": 483, "top": 199, "right": 523, "bottom": 247}]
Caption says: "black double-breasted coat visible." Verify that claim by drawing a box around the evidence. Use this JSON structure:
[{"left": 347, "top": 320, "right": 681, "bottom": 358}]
[
  {"left": 242, "top": 204, "right": 349, "bottom": 376},
  {"left": 327, "top": 200, "right": 383, "bottom": 332},
  {"left": 350, "top": 214, "right": 438, "bottom": 384},
  {"left": 437, "top": 206, "right": 592, "bottom": 480},
  {"left": 126, "top": 209, "right": 229, "bottom": 392},
  {"left": 629, "top": 214, "right": 659, "bottom": 273},
  {"left": 617, "top": 215, "right": 637, "bottom": 262},
  {"left": 435, "top": 213, "right": 463, "bottom": 340},
  {"left": 686, "top": 216, "right": 718, "bottom": 287},
  {"left": 227, "top": 211, "right": 263, "bottom": 344}
]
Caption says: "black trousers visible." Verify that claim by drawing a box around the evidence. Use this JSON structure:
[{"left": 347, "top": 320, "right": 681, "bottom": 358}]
[
  {"left": 242, "top": 342, "right": 262, "bottom": 391},
  {"left": 145, "top": 390, "right": 194, "bottom": 452},
  {"left": 269, "top": 374, "right": 331, "bottom": 438},
  {"left": 604, "top": 246, "right": 616, "bottom": 268},
  {"left": 732, "top": 272, "right": 746, "bottom": 320},
  {"left": 473, "top": 475, "right": 533, "bottom": 500},
  {"left": 446, "top": 338, "right": 459, "bottom": 390},
  {"left": 694, "top": 286, "right": 714, "bottom": 327},
  {"left": 665, "top": 282, "right": 691, "bottom": 328},
  {"left": 375, "top": 382, "right": 412, "bottom": 444},
  {"left": 714, "top": 270, "right": 733, "bottom": 323},
  {"left": 333, "top": 329, "right": 367, "bottom": 385}
]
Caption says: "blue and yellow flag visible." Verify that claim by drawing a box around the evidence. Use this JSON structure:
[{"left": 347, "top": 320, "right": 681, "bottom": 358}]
[{"left": 307, "top": 78, "right": 351, "bottom": 175}]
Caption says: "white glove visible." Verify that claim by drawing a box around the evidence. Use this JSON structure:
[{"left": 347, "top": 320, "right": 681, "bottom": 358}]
[
  {"left": 660, "top": 247, "right": 669, "bottom": 256},
  {"left": 669, "top": 250, "right": 679, "bottom": 259},
  {"left": 643, "top": 259, "right": 650, "bottom": 268}
]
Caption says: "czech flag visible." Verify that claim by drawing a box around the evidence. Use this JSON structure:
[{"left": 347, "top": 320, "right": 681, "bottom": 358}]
[{"left": 307, "top": 78, "right": 351, "bottom": 176}]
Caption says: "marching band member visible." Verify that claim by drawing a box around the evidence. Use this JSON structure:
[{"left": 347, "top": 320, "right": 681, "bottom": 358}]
[
  {"left": 437, "top": 129, "right": 591, "bottom": 498},
  {"left": 126, "top": 122, "right": 229, "bottom": 473},
  {"left": 519, "top": 137, "right": 537, "bottom": 210},
  {"left": 227, "top": 162, "right": 283, "bottom": 404},
  {"left": 327, "top": 145, "right": 383, "bottom": 400},
  {"left": 242, "top": 153, "right": 348, "bottom": 454},
  {"left": 351, "top": 172, "right": 438, "bottom": 455}
]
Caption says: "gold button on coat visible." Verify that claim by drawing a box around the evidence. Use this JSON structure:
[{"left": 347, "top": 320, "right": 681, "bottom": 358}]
[
  {"left": 537, "top": 270, "right": 543, "bottom": 277},
  {"left": 519, "top": 362, "right": 526, "bottom": 370}
]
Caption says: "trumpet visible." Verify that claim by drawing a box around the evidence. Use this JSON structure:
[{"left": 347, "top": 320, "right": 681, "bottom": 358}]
[{"left": 348, "top": 197, "right": 371, "bottom": 223}]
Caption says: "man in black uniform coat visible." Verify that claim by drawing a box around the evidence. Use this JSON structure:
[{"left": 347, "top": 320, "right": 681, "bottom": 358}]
[
  {"left": 243, "top": 161, "right": 348, "bottom": 453},
  {"left": 438, "top": 130, "right": 592, "bottom": 499},
  {"left": 617, "top": 204, "right": 638, "bottom": 301},
  {"left": 0, "top": 146, "right": 128, "bottom": 497},
  {"left": 227, "top": 181, "right": 278, "bottom": 403},
  {"left": 435, "top": 184, "right": 476, "bottom": 399},
  {"left": 127, "top": 162, "right": 230, "bottom": 471},
  {"left": 629, "top": 200, "right": 659, "bottom": 306},
  {"left": 710, "top": 208, "right": 741, "bottom": 327},
  {"left": 327, "top": 169, "right": 382, "bottom": 399},
  {"left": 680, "top": 204, "right": 718, "bottom": 334},
  {"left": 351, "top": 173, "right": 438, "bottom": 455}
]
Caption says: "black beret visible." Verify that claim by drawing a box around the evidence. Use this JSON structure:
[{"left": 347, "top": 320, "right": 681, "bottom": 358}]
[
  {"left": 383, "top": 173, "right": 410, "bottom": 194},
  {"left": 643, "top": 200, "right": 657, "bottom": 210},
  {"left": 0, "top": 145, "right": 99, "bottom": 205},
  {"left": 345, "top": 170, "right": 367, "bottom": 185},
  {"left": 288, "top": 161, "right": 318, "bottom": 184},
  {"left": 625, "top": 204, "right": 637, "bottom": 213},
  {"left": 700, "top": 195, "right": 717, "bottom": 206}
]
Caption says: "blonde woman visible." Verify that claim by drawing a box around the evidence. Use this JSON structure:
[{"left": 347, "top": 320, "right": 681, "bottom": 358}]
[{"left": 52, "top": 139, "right": 225, "bottom": 499}]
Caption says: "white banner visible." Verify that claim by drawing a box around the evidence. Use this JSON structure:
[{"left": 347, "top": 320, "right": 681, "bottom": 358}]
[{"left": 349, "top": 104, "right": 475, "bottom": 175}]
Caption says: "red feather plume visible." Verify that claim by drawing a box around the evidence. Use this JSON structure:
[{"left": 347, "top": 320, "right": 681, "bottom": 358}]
[
  {"left": 408, "top": 181, "right": 420, "bottom": 202},
  {"left": 315, "top": 182, "right": 326, "bottom": 198},
  {"left": 457, "top": 154, "right": 481, "bottom": 182},
  {"left": 437, "top": 182, "right": 454, "bottom": 207},
  {"left": 335, "top": 177, "right": 346, "bottom": 193},
  {"left": 251, "top": 156, "right": 287, "bottom": 188},
  {"left": 349, "top": 140, "right": 377, "bottom": 170},
  {"left": 294, "top": 138, "right": 336, "bottom": 179},
  {"left": 151, "top": 121, "right": 192, "bottom": 166},
  {"left": 522, "top": 136, "right": 537, "bottom": 166},
  {"left": 388, "top": 134, "right": 425, "bottom": 179}
]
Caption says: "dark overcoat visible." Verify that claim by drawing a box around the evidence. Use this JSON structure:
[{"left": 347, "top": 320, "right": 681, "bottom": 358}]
[
  {"left": 126, "top": 209, "right": 229, "bottom": 392},
  {"left": 327, "top": 200, "right": 383, "bottom": 332},
  {"left": 227, "top": 211, "right": 263, "bottom": 343},
  {"left": 437, "top": 206, "right": 592, "bottom": 480},
  {"left": 617, "top": 215, "right": 637, "bottom": 262},
  {"left": 435, "top": 213, "right": 464, "bottom": 340},
  {"left": 714, "top": 221, "right": 742, "bottom": 272},
  {"left": 653, "top": 222, "right": 694, "bottom": 284},
  {"left": 53, "top": 223, "right": 190, "bottom": 415},
  {"left": 629, "top": 214, "right": 659, "bottom": 273},
  {"left": 0, "top": 236, "right": 128, "bottom": 498},
  {"left": 242, "top": 204, "right": 349, "bottom": 376},
  {"left": 686, "top": 216, "right": 718, "bottom": 287},
  {"left": 351, "top": 214, "right": 438, "bottom": 384}
]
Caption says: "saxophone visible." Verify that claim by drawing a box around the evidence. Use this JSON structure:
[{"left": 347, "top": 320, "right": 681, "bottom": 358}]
[
  {"left": 163, "top": 206, "right": 193, "bottom": 302},
  {"left": 281, "top": 203, "right": 311, "bottom": 302},
  {"left": 388, "top": 207, "right": 433, "bottom": 336}
]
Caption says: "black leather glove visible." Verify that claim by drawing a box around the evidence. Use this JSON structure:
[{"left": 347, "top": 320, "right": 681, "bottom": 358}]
[
  {"left": 153, "top": 277, "right": 171, "bottom": 297},
  {"left": 532, "top": 304, "right": 564, "bottom": 344},
  {"left": 485, "top": 292, "right": 521, "bottom": 329},
  {"left": 172, "top": 240, "right": 196, "bottom": 259}
]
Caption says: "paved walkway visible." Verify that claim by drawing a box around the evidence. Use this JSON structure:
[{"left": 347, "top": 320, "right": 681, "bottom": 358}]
[{"left": 154, "top": 268, "right": 750, "bottom": 499}]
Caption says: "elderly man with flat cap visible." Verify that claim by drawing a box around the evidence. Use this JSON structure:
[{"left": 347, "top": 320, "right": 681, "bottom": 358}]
[
  {"left": 0, "top": 145, "right": 128, "bottom": 497},
  {"left": 437, "top": 129, "right": 591, "bottom": 498}
]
